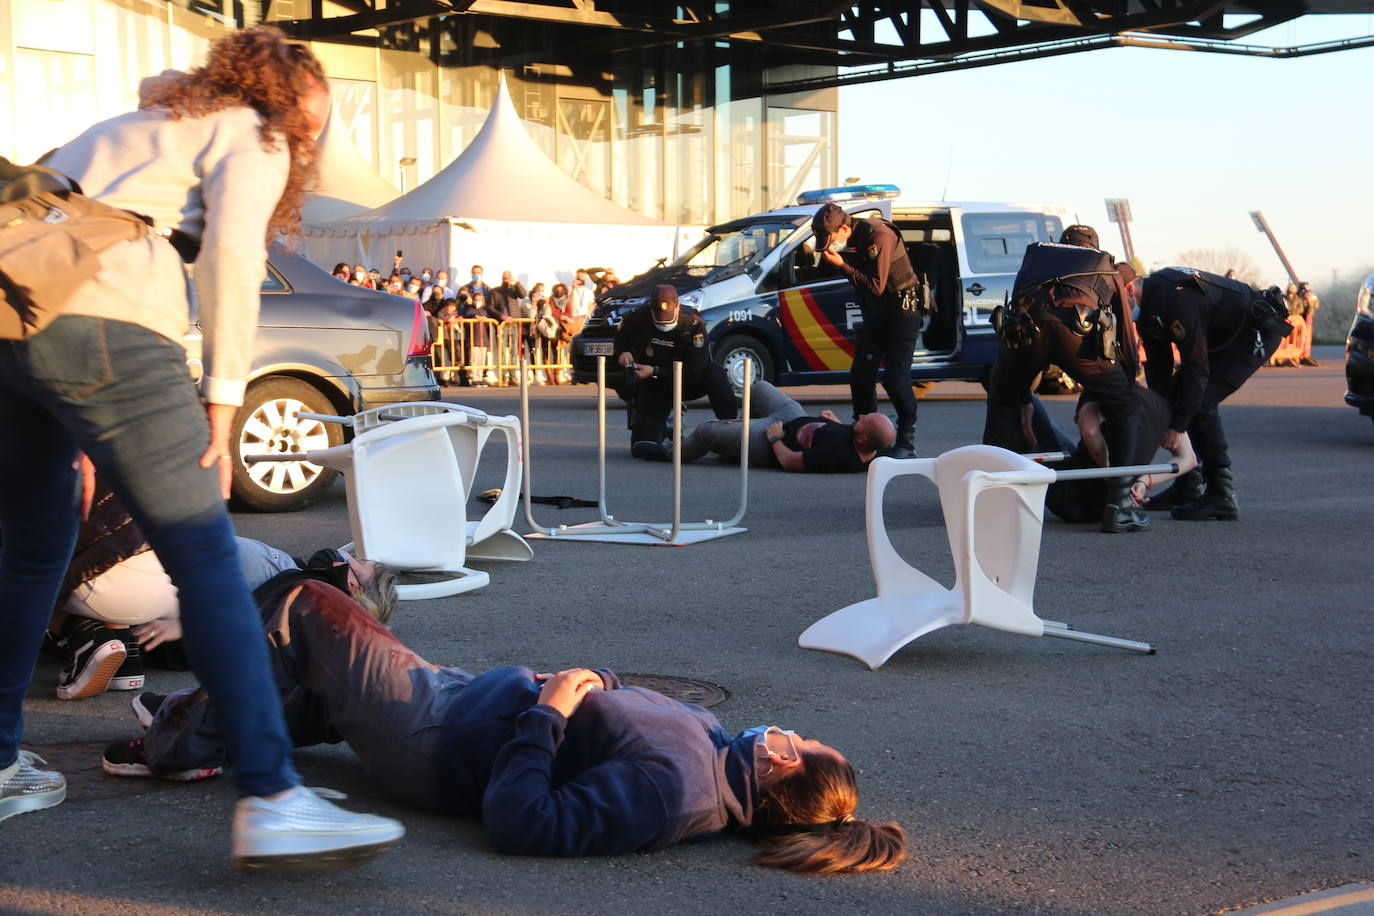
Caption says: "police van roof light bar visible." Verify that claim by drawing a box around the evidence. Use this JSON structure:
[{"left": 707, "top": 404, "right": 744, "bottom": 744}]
[{"left": 796, "top": 184, "right": 901, "bottom": 206}]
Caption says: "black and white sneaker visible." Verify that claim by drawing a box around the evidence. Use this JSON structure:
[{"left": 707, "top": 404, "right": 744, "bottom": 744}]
[
  {"left": 131, "top": 692, "right": 166, "bottom": 729},
  {"left": 55, "top": 618, "right": 127, "bottom": 700},
  {"left": 102, "top": 738, "right": 222, "bottom": 782},
  {"left": 108, "top": 629, "right": 144, "bottom": 691}
]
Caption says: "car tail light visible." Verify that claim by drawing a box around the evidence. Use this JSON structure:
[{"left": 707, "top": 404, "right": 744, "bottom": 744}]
[{"left": 407, "top": 299, "right": 432, "bottom": 357}]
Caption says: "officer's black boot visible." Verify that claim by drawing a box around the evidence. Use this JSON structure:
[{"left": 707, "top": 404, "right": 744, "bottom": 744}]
[
  {"left": 888, "top": 423, "right": 916, "bottom": 460},
  {"left": 1143, "top": 467, "right": 1204, "bottom": 510},
  {"left": 1171, "top": 466, "right": 1239, "bottom": 521},
  {"left": 1101, "top": 478, "right": 1150, "bottom": 533}
]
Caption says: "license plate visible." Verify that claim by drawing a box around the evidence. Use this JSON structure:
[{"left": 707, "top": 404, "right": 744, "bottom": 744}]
[{"left": 583, "top": 340, "right": 614, "bottom": 356}]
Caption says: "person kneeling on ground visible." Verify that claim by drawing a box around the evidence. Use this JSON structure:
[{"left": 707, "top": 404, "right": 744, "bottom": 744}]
[
  {"left": 110, "top": 580, "right": 906, "bottom": 874},
  {"left": 615, "top": 284, "right": 737, "bottom": 460},
  {"left": 681, "top": 381, "right": 895, "bottom": 472}
]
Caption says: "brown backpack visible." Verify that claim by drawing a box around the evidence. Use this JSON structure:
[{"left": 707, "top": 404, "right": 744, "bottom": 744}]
[{"left": 0, "top": 156, "right": 153, "bottom": 340}]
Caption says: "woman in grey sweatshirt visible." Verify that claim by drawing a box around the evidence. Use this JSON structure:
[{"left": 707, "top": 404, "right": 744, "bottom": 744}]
[{"left": 0, "top": 26, "right": 403, "bottom": 871}]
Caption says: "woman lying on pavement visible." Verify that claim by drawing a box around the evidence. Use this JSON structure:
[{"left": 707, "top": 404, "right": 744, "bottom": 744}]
[{"left": 108, "top": 578, "right": 906, "bottom": 874}]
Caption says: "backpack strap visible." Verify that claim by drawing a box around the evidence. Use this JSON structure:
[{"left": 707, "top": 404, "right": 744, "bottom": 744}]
[{"left": 0, "top": 156, "right": 80, "bottom": 204}]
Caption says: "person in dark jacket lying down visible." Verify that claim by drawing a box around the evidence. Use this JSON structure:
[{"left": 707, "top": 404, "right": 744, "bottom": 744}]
[{"left": 109, "top": 578, "right": 906, "bottom": 875}]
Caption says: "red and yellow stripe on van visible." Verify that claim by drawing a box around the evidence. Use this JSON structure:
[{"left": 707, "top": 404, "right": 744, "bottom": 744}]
[{"left": 779, "top": 287, "right": 854, "bottom": 371}]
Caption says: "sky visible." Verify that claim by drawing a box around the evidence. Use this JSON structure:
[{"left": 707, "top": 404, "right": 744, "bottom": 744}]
[{"left": 838, "top": 14, "right": 1374, "bottom": 290}]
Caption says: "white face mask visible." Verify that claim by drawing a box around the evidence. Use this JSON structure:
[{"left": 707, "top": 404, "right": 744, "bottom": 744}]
[
  {"left": 652, "top": 317, "right": 678, "bottom": 332},
  {"left": 827, "top": 239, "right": 845, "bottom": 253}
]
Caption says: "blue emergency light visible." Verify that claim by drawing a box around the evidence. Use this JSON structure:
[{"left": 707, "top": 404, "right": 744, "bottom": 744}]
[{"left": 796, "top": 184, "right": 901, "bottom": 205}]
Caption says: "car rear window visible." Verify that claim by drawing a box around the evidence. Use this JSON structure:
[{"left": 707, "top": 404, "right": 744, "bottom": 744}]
[{"left": 261, "top": 268, "right": 287, "bottom": 293}]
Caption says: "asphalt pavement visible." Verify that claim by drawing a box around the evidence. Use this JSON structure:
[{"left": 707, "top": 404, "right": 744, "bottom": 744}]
[{"left": 3, "top": 346, "right": 1369, "bottom": 916}]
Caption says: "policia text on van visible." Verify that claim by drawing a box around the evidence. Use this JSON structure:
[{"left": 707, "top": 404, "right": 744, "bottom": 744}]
[{"left": 570, "top": 184, "right": 1069, "bottom": 397}]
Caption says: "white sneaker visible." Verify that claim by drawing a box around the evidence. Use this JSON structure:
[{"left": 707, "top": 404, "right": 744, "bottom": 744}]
[
  {"left": 231, "top": 786, "right": 404, "bottom": 872},
  {"left": 0, "top": 751, "right": 67, "bottom": 821}
]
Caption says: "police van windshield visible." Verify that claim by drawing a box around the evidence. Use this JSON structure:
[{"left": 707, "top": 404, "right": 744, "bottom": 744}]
[{"left": 671, "top": 216, "right": 805, "bottom": 284}]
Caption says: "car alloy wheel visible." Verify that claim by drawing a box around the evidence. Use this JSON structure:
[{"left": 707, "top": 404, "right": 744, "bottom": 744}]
[{"left": 231, "top": 378, "right": 344, "bottom": 512}]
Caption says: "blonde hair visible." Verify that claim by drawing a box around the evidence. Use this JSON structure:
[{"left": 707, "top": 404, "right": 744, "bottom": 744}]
[{"left": 349, "top": 562, "right": 399, "bottom": 626}]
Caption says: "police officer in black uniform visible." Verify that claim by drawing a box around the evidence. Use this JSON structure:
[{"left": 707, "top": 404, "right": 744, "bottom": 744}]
[
  {"left": 812, "top": 202, "right": 922, "bottom": 459},
  {"left": 984, "top": 230, "right": 1146, "bottom": 533},
  {"left": 1135, "top": 267, "right": 1289, "bottom": 520},
  {"left": 614, "top": 284, "right": 737, "bottom": 459}
]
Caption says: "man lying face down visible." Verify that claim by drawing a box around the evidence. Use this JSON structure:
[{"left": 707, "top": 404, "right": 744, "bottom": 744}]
[
  {"left": 680, "top": 380, "right": 896, "bottom": 472},
  {"left": 1035, "top": 384, "right": 1198, "bottom": 526}
]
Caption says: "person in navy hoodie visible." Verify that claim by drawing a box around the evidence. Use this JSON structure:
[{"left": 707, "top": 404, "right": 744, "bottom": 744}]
[{"left": 113, "top": 578, "right": 906, "bottom": 875}]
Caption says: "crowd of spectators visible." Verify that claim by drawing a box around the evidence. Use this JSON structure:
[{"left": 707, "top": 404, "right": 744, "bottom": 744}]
[
  {"left": 331, "top": 258, "right": 623, "bottom": 386},
  {"left": 1269, "top": 280, "right": 1321, "bottom": 367}
]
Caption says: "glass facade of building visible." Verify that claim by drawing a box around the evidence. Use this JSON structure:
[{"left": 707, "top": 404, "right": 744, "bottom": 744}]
[{"left": 1, "top": 0, "right": 838, "bottom": 229}]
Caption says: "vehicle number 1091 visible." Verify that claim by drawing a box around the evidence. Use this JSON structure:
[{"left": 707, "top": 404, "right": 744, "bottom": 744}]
[{"left": 583, "top": 341, "right": 615, "bottom": 356}]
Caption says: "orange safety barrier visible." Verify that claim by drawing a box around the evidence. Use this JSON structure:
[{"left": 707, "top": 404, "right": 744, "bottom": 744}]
[
  {"left": 431, "top": 317, "right": 572, "bottom": 386},
  {"left": 1269, "top": 314, "right": 1306, "bottom": 367}
]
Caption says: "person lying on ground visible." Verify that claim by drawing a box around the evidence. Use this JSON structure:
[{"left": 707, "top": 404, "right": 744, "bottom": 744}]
[
  {"left": 1036, "top": 386, "right": 1198, "bottom": 527},
  {"left": 46, "top": 475, "right": 396, "bottom": 701},
  {"left": 109, "top": 580, "right": 907, "bottom": 874},
  {"left": 680, "top": 380, "right": 896, "bottom": 472}
]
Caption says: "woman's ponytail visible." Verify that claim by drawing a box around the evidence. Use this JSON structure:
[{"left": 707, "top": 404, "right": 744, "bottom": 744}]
[
  {"left": 755, "top": 817, "right": 906, "bottom": 874},
  {"left": 753, "top": 750, "right": 906, "bottom": 874}
]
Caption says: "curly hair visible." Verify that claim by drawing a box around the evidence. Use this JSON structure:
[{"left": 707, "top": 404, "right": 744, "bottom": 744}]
[{"left": 139, "top": 26, "right": 325, "bottom": 240}]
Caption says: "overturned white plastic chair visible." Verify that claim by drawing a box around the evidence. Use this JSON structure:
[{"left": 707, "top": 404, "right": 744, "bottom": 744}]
[
  {"left": 348, "top": 403, "right": 531, "bottom": 563},
  {"left": 798, "top": 445, "right": 1157, "bottom": 669},
  {"left": 251, "top": 405, "right": 530, "bottom": 600}
]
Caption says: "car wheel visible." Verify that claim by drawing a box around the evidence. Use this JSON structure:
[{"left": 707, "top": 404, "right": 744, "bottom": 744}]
[
  {"left": 231, "top": 378, "right": 344, "bottom": 512},
  {"left": 715, "top": 334, "right": 775, "bottom": 391}
]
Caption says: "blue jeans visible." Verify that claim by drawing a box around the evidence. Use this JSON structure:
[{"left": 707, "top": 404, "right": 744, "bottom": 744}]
[{"left": 0, "top": 316, "right": 298, "bottom": 796}]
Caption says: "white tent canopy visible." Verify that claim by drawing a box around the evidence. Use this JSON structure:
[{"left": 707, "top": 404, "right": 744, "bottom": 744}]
[
  {"left": 300, "top": 109, "right": 401, "bottom": 224},
  {"left": 302, "top": 76, "right": 695, "bottom": 289}
]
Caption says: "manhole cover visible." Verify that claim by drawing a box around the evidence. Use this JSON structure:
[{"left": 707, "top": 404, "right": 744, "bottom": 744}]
[
  {"left": 24, "top": 741, "right": 182, "bottom": 803},
  {"left": 618, "top": 674, "right": 729, "bottom": 708}
]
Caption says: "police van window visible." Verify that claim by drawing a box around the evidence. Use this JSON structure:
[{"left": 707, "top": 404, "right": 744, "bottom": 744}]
[
  {"left": 784, "top": 240, "right": 845, "bottom": 288},
  {"left": 899, "top": 228, "right": 951, "bottom": 243},
  {"left": 960, "top": 213, "right": 1055, "bottom": 274}
]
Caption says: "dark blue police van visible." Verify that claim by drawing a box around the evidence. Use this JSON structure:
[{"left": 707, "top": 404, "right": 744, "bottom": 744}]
[{"left": 571, "top": 185, "right": 1069, "bottom": 391}]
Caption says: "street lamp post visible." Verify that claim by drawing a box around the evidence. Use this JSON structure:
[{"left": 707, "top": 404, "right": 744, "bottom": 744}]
[{"left": 1249, "top": 210, "right": 1299, "bottom": 286}]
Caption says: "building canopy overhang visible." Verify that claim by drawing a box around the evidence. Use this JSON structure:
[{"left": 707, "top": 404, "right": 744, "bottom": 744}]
[{"left": 265, "top": 0, "right": 1374, "bottom": 87}]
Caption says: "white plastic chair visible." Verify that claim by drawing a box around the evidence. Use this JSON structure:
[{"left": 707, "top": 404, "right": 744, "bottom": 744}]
[
  {"left": 798, "top": 445, "right": 1154, "bottom": 669},
  {"left": 350, "top": 403, "right": 531, "bottom": 562},
  {"left": 296, "top": 411, "right": 488, "bottom": 599}
]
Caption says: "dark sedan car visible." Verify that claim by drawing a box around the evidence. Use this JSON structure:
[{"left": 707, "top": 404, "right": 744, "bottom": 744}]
[
  {"left": 185, "top": 245, "right": 440, "bottom": 511},
  {"left": 1344, "top": 272, "right": 1374, "bottom": 427}
]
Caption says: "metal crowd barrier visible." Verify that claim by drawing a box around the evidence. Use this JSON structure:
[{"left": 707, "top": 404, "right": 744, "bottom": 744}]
[{"left": 430, "top": 317, "right": 571, "bottom": 385}]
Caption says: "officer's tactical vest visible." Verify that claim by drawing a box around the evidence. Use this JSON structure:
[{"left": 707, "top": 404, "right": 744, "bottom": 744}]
[{"left": 994, "top": 242, "right": 1118, "bottom": 352}]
